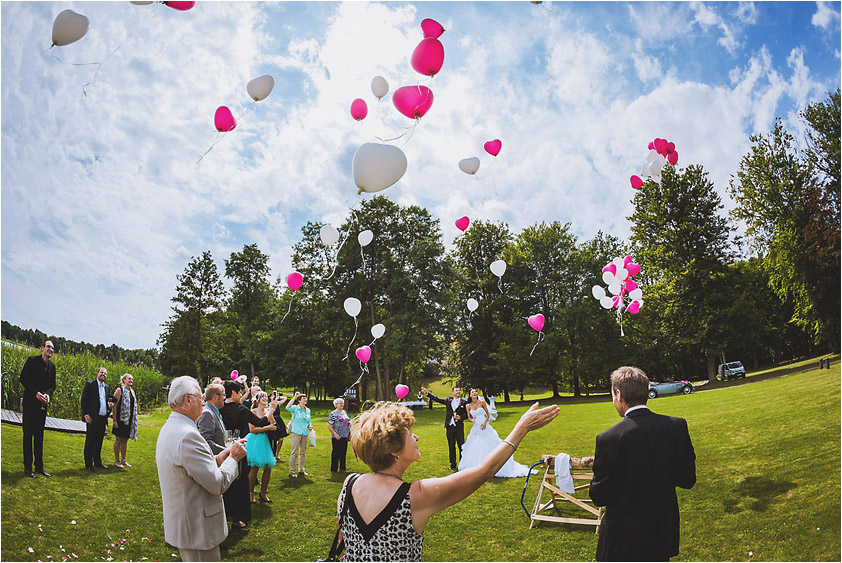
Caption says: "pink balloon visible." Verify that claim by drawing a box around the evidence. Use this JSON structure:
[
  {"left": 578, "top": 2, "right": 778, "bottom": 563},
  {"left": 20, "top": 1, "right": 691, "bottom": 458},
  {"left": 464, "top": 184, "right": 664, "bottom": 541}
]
[
  {"left": 668, "top": 151, "right": 678, "bottom": 165},
  {"left": 411, "top": 38, "right": 445, "bottom": 77},
  {"left": 286, "top": 272, "right": 303, "bottom": 291},
  {"left": 626, "top": 263, "right": 641, "bottom": 277},
  {"left": 392, "top": 85, "right": 434, "bottom": 119},
  {"left": 647, "top": 141, "right": 655, "bottom": 150},
  {"left": 230, "top": 370, "right": 239, "bottom": 380},
  {"left": 624, "top": 256, "right": 633, "bottom": 265},
  {"left": 420, "top": 18, "right": 445, "bottom": 38},
  {"left": 214, "top": 106, "right": 236, "bottom": 132},
  {"left": 528, "top": 313, "right": 545, "bottom": 332},
  {"left": 612, "top": 295, "right": 622, "bottom": 308},
  {"left": 627, "top": 301, "right": 641, "bottom": 314},
  {"left": 630, "top": 175, "right": 643, "bottom": 190},
  {"left": 395, "top": 384, "right": 410, "bottom": 399},
  {"left": 484, "top": 139, "right": 502, "bottom": 157},
  {"left": 355, "top": 346, "right": 372, "bottom": 363},
  {"left": 625, "top": 279, "right": 638, "bottom": 292},
  {"left": 654, "top": 138, "right": 667, "bottom": 154},
  {"left": 350, "top": 98, "right": 368, "bottom": 121},
  {"left": 164, "top": 1, "right": 195, "bottom": 10},
  {"left": 455, "top": 216, "right": 470, "bottom": 231},
  {"left": 666, "top": 142, "right": 675, "bottom": 154},
  {"left": 602, "top": 263, "right": 617, "bottom": 275}
]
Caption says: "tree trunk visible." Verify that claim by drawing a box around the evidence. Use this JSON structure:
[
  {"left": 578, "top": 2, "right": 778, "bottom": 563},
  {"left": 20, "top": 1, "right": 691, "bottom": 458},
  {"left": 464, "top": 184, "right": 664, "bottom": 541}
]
[
  {"left": 572, "top": 373, "right": 581, "bottom": 397},
  {"left": 707, "top": 353, "right": 717, "bottom": 381},
  {"left": 372, "top": 303, "right": 384, "bottom": 402},
  {"left": 552, "top": 380, "right": 561, "bottom": 399},
  {"left": 382, "top": 360, "right": 389, "bottom": 402},
  {"left": 249, "top": 339, "right": 256, "bottom": 380}
]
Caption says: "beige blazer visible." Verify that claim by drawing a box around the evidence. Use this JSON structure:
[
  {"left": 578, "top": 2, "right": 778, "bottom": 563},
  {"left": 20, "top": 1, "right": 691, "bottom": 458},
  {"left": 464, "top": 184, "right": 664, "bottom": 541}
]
[{"left": 156, "top": 411, "right": 239, "bottom": 551}]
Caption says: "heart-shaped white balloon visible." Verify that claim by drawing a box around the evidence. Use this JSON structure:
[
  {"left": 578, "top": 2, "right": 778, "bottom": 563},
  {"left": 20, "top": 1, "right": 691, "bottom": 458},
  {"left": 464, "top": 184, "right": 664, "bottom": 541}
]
[
  {"left": 592, "top": 285, "right": 606, "bottom": 300},
  {"left": 646, "top": 149, "right": 659, "bottom": 162},
  {"left": 358, "top": 230, "right": 374, "bottom": 247},
  {"left": 602, "top": 271, "right": 616, "bottom": 285},
  {"left": 616, "top": 267, "right": 628, "bottom": 281},
  {"left": 600, "top": 296, "right": 615, "bottom": 309},
  {"left": 458, "top": 157, "right": 480, "bottom": 175},
  {"left": 371, "top": 323, "right": 385, "bottom": 339},
  {"left": 467, "top": 298, "right": 479, "bottom": 312},
  {"left": 629, "top": 288, "right": 643, "bottom": 301},
  {"left": 52, "top": 10, "right": 89, "bottom": 47},
  {"left": 344, "top": 297, "right": 361, "bottom": 317},
  {"left": 608, "top": 283, "right": 622, "bottom": 296},
  {"left": 612, "top": 257, "right": 625, "bottom": 268},
  {"left": 320, "top": 225, "right": 339, "bottom": 247},
  {"left": 352, "top": 143, "right": 407, "bottom": 194},
  {"left": 371, "top": 76, "right": 389, "bottom": 99},
  {"left": 247, "top": 75, "right": 275, "bottom": 101},
  {"left": 490, "top": 259, "right": 507, "bottom": 278}
]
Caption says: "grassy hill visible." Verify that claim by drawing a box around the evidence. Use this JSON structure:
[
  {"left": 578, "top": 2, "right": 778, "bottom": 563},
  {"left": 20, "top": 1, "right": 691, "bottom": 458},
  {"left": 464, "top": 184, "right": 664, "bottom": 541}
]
[{"left": 1, "top": 363, "right": 838, "bottom": 561}]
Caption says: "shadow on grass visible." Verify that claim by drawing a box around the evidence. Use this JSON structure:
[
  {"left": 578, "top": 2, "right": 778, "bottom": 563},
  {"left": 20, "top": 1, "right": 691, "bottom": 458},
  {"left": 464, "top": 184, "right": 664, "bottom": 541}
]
[{"left": 723, "top": 475, "right": 796, "bottom": 513}]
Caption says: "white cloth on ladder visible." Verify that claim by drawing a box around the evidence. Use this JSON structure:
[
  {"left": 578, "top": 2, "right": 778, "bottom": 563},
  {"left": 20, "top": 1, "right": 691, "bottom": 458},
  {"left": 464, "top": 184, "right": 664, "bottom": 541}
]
[{"left": 554, "top": 453, "right": 575, "bottom": 494}]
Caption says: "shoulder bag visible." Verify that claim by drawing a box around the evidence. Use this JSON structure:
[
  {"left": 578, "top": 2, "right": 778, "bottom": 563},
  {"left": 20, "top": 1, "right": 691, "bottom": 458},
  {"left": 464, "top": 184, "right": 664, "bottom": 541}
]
[{"left": 317, "top": 473, "right": 360, "bottom": 562}]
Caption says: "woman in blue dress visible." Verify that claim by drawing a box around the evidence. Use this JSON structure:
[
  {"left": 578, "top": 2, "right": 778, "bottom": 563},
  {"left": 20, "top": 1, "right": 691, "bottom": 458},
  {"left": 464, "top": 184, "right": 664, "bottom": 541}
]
[{"left": 247, "top": 391, "right": 278, "bottom": 503}]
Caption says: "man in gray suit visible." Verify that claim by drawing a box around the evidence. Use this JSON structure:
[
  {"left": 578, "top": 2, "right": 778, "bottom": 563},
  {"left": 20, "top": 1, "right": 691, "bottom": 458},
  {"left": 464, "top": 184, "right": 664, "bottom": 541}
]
[
  {"left": 198, "top": 384, "right": 227, "bottom": 455},
  {"left": 156, "top": 376, "right": 246, "bottom": 562}
]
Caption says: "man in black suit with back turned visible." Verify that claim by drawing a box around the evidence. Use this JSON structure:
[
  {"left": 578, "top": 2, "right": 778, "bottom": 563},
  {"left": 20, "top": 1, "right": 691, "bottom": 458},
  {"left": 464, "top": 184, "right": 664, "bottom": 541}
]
[
  {"left": 20, "top": 341, "right": 57, "bottom": 478},
  {"left": 81, "top": 367, "right": 114, "bottom": 471},
  {"left": 589, "top": 366, "right": 696, "bottom": 561},
  {"left": 420, "top": 386, "right": 469, "bottom": 470}
]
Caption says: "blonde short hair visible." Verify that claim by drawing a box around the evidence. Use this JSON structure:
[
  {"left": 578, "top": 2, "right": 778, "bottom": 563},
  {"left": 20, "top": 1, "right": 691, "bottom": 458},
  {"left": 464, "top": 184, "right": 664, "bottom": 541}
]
[
  {"left": 350, "top": 402, "right": 415, "bottom": 472},
  {"left": 251, "top": 391, "right": 268, "bottom": 409},
  {"left": 121, "top": 373, "right": 133, "bottom": 384}
]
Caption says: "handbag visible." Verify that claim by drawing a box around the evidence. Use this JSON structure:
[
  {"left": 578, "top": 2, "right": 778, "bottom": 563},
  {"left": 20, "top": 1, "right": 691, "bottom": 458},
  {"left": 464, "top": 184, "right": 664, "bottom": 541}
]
[
  {"left": 309, "top": 428, "right": 317, "bottom": 447},
  {"left": 317, "top": 473, "right": 360, "bottom": 562}
]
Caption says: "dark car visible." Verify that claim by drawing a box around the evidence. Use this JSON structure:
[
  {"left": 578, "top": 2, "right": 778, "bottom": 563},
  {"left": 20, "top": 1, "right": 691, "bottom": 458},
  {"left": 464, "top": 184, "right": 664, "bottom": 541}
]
[{"left": 648, "top": 380, "right": 693, "bottom": 399}]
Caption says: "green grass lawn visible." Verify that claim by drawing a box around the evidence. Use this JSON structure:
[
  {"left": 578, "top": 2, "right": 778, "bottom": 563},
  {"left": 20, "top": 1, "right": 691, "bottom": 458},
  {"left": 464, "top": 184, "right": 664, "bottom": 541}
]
[{"left": 2, "top": 365, "right": 839, "bottom": 561}]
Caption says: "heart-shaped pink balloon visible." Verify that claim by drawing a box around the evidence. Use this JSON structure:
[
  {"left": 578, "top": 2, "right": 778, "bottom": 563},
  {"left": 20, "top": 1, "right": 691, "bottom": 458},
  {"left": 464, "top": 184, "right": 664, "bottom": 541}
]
[
  {"left": 164, "top": 1, "right": 195, "bottom": 10},
  {"left": 420, "top": 18, "right": 444, "bottom": 38},
  {"left": 411, "top": 38, "right": 445, "bottom": 77},
  {"left": 355, "top": 346, "right": 371, "bottom": 363},
  {"left": 624, "top": 256, "right": 634, "bottom": 265},
  {"left": 602, "top": 263, "right": 617, "bottom": 275},
  {"left": 625, "top": 279, "right": 638, "bottom": 292},
  {"left": 626, "top": 263, "right": 641, "bottom": 277},
  {"left": 286, "top": 272, "right": 303, "bottom": 291},
  {"left": 455, "top": 216, "right": 470, "bottom": 231},
  {"left": 484, "top": 139, "right": 502, "bottom": 157},
  {"left": 666, "top": 142, "right": 676, "bottom": 154},
  {"left": 630, "top": 175, "right": 643, "bottom": 190},
  {"left": 627, "top": 301, "right": 641, "bottom": 314},
  {"left": 647, "top": 141, "right": 655, "bottom": 150},
  {"left": 654, "top": 138, "right": 667, "bottom": 155},
  {"left": 528, "top": 314, "right": 545, "bottom": 332},
  {"left": 395, "top": 384, "right": 410, "bottom": 399},
  {"left": 350, "top": 98, "right": 367, "bottom": 121},
  {"left": 668, "top": 151, "right": 678, "bottom": 165},
  {"left": 612, "top": 295, "right": 622, "bottom": 308},
  {"left": 214, "top": 106, "right": 236, "bottom": 132},
  {"left": 393, "top": 85, "right": 434, "bottom": 119},
  {"left": 230, "top": 370, "right": 239, "bottom": 380}
]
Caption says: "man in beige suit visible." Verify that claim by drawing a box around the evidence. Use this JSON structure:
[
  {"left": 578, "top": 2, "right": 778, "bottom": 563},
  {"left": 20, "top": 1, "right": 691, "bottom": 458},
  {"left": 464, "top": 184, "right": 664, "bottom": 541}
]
[{"left": 156, "top": 376, "right": 246, "bottom": 562}]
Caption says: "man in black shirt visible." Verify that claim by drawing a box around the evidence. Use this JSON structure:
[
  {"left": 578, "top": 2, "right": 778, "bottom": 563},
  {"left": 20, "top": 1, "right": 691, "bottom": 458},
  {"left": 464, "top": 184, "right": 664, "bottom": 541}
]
[{"left": 19, "top": 341, "right": 57, "bottom": 477}]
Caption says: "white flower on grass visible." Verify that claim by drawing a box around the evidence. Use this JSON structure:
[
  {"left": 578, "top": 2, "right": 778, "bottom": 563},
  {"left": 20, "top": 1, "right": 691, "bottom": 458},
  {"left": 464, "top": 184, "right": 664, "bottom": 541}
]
[
  {"left": 28, "top": 548, "right": 34, "bottom": 553},
  {"left": 70, "top": 521, "right": 76, "bottom": 525}
]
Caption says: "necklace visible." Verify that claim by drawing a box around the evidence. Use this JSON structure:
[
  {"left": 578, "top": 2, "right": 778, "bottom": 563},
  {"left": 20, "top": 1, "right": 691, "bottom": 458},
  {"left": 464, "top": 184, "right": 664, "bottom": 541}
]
[{"left": 373, "top": 471, "right": 403, "bottom": 481}]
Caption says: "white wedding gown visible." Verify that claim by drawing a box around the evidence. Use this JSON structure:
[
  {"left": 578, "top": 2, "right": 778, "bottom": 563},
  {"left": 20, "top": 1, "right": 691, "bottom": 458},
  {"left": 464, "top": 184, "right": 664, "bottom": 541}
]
[{"left": 458, "top": 407, "right": 532, "bottom": 478}]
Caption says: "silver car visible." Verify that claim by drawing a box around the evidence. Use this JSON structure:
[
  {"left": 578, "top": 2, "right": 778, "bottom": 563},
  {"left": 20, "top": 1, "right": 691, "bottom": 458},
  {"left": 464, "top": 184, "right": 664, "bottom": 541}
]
[{"left": 648, "top": 380, "right": 693, "bottom": 399}]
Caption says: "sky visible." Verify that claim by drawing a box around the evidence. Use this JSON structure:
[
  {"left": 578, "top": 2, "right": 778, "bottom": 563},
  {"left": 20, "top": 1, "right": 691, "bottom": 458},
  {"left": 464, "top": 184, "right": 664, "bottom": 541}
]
[{"left": 2, "top": 1, "right": 840, "bottom": 350}]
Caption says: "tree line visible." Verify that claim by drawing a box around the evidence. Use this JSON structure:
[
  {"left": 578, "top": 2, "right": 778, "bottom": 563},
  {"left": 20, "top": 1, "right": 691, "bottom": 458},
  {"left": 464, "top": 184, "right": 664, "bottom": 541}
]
[{"left": 157, "top": 89, "right": 839, "bottom": 402}]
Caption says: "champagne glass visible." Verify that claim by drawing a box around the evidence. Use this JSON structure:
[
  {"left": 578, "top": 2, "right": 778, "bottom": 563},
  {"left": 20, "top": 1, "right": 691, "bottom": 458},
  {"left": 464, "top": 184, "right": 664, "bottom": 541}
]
[{"left": 225, "top": 430, "right": 234, "bottom": 448}]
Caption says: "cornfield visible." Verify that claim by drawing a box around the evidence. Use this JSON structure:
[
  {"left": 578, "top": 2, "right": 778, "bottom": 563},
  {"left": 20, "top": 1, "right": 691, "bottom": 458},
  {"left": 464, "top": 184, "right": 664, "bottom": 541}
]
[{"left": 1, "top": 341, "right": 168, "bottom": 420}]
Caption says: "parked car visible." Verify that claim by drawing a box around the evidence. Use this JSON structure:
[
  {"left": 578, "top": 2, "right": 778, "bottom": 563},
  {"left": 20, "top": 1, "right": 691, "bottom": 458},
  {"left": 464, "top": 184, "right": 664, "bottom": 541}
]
[
  {"left": 716, "top": 361, "right": 746, "bottom": 381},
  {"left": 648, "top": 380, "right": 693, "bottom": 399}
]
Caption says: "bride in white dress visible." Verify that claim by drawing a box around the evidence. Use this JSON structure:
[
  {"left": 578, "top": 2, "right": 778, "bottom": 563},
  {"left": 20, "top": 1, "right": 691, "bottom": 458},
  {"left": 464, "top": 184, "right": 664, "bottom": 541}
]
[{"left": 458, "top": 389, "right": 532, "bottom": 478}]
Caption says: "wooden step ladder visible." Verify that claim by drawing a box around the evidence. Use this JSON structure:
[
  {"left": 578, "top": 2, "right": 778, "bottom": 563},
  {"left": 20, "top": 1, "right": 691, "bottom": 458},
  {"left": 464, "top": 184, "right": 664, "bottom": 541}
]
[{"left": 529, "top": 454, "right": 603, "bottom": 532}]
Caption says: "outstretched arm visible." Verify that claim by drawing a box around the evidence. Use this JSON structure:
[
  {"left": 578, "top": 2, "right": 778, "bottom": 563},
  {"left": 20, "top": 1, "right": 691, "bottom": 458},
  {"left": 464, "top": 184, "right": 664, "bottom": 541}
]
[{"left": 421, "top": 387, "right": 447, "bottom": 406}]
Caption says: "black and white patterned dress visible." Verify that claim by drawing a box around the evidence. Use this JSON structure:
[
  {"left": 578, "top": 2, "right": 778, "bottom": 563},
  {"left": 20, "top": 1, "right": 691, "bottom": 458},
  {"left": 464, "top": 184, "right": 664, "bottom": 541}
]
[{"left": 339, "top": 476, "right": 424, "bottom": 561}]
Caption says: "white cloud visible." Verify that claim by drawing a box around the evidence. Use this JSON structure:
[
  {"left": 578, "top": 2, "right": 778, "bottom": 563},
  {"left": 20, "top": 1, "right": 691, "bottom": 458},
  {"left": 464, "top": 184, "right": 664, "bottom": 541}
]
[{"left": 812, "top": 1, "right": 841, "bottom": 29}]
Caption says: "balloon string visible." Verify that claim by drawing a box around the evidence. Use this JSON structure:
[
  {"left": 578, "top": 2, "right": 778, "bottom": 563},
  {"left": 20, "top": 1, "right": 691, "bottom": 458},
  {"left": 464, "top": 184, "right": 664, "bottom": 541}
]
[
  {"left": 81, "top": 33, "right": 134, "bottom": 96},
  {"left": 498, "top": 277, "right": 503, "bottom": 294},
  {"left": 195, "top": 132, "right": 229, "bottom": 166},
  {"left": 325, "top": 230, "right": 350, "bottom": 281},
  {"left": 360, "top": 247, "right": 366, "bottom": 274},
  {"left": 280, "top": 292, "right": 295, "bottom": 325},
  {"left": 342, "top": 370, "right": 365, "bottom": 398},
  {"left": 616, "top": 301, "right": 625, "bottom": 337},
  {"left": 342, "top": 316, "right": 358, "bottom": 361},
  {"left": 530, "top": 331, "right": 544, "bottom": 357}
]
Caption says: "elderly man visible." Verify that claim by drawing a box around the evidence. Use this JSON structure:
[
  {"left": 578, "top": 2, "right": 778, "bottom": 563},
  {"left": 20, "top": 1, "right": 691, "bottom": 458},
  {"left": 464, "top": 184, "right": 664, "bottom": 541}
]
[
  {"left": 156, "top": 376, "right": 246, "bottom": 562},
  {"left": 19, "top": 341, "right": 57, "bottom": 478},
  {"left": 589, "top": 366, "right": 696, "bottom": 561},
  {"left": 81, "top": 367, "right": 114, "bottom": 471},
  {"left": 198, "top": 384, "right": 227, "bottom": 455}
]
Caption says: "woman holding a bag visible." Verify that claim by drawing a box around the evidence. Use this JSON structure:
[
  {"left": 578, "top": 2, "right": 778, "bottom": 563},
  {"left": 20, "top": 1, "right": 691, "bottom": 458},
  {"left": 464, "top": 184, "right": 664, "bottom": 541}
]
[{"left": 286, "top": 391, "right": 313, "bottom": 477}]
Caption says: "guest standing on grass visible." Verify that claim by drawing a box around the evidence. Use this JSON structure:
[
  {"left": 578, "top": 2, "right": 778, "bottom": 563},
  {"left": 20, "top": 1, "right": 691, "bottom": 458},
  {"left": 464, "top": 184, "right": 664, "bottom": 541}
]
[
  {"left": 286, "top": 391, "right": 313, "bottom": 477},
  {"left": 156, "top": 376, "right": 245, "bottom": 562},
  {"left": 247, "top": 392, "right": 277, "bottom": 503},
  {"left": 20, "top": 340, "right": 57, "bottom": 478},
  {"left": 266, "top": 390, "right": 288, "bottom": 462},
  {"left": 336, "top": 401, "right": 559, "bottom": 561},
  {"left": 111, "top": 373, "right": 138, "bottom": 468},
  {"left": 589, "top": 366, "right": 696, "bottom": 562},
  {"left": 420, "top": 387, "right": 469, "bottom": 470},
  {"left": 327, "top": 397, "right": 351, "bottom": 472},
  {"left": 198, "top": 384, "right": 228, "bottom": 455},
  {"left": 81, "top": 367, "right": 114, "bottom": 472}
]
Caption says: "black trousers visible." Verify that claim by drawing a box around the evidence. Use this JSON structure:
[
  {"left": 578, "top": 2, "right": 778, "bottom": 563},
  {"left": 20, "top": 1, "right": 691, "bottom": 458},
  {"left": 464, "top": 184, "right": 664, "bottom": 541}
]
[
  {"left": 23, "top": 408, "right": 47, "bottom": 472},
  {"left": 84, "top": 415, "right": 108, "bottom": 468},
  {"left": 331, "top": 437, "right": 348, "bottom": 471},
  {"left": 446, "top": 424, "right": 465, "bottom": 468}
]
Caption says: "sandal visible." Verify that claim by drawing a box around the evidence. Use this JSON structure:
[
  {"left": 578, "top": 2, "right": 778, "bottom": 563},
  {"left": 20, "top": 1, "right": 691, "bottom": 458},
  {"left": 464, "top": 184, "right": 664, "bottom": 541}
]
[
  {"left": 232, "top": 521, "right": 247, "bottom": 529},
  {"left": 249, "top": 493, "right": 256, "bottom": 504},
  {"left": 260, "top": 495, "right": 272, "bottom": 503},
  {"left": 115, "top": 462, "right": 124, "bottom": 468},
  {"left": 122, "top": 461, "right": 131, "bottom": 467}
]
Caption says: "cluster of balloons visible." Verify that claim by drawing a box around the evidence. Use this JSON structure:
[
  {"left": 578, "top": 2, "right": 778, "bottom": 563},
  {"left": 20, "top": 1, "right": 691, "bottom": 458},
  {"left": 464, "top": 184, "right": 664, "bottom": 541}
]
[
  {"left": 630, "top": 137, "right": 679, "bottom": 189},
  {"left": 212, "top": 74, "right": 275, "bottom": 133},
  {"left": 51, "top": 3, "right": 194, "bottom": 48},
  {"left": 591, "top": 256, "right": 644, "bottom": 336},
  {"left": 457, "top": 139, "right": 501, "bottom": 177}
]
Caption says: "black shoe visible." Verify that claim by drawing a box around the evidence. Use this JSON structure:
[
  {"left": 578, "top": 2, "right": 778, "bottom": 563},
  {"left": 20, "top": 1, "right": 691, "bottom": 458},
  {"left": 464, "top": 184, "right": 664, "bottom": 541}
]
[
  {"left": 36, "top": 469, "right": 51, "bottom": 477},
  {"left": 449, "top": 465, "right": 457, "bottom": 470},
  {"left": 94, "top": 464, "right": 109, "bottom": 469},
  {"left": 25, "top": 470, "right": 36, "bottom": 478}
]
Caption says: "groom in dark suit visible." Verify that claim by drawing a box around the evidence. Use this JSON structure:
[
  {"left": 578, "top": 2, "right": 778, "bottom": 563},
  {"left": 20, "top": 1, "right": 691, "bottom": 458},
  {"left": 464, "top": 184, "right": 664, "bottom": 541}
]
[
  {"left": 81, "top": 367, "right": 114, "bottom": 471},
  {"left": 421, "top": 386, "right": 469, "bottom": 470},
  {"left": 589, "top": 366, "right": 696, "bottom": 561}
]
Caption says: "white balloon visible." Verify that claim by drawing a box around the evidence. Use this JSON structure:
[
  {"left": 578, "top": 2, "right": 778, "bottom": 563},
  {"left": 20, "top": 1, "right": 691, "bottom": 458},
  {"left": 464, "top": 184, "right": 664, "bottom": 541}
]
[
  {"left": 343, "top": 297, "right": 361, "bottom": 317},
  {"left": 490, "top": 259, "right": 507, "bottom": 278},
  {"left": 602, "top": 271, "right": 616, "bottom": 285},
  {"left": 247, "top": 75, "right": 275, "bottom": 101},
  {"left": 612, "top": 257, "right": 625, "bottom": 268},
  {"left": 629, "top": 288, "right": 643, "bottom": 301},
  {"left": 358, "top": 229, "right": 374, "bottom": 247},
  {"left": 129, "top": 1, "right": 154, "bottom": 4},
  {"left": 600, "top": 296, "right": 615, "bottom": 309},
  {"left": 646, "top": 149, "right": 659, "bottom": 162},
  {"left": 371, "top": 76, "right": 389, "bottom": 99},
  {"left": 608, "top": 283, "right": 622, "bottom": 296},
  {"left": 641, "top": 161, "right": 652, "bottom": 176},
  {"left": 458, "top": 157, "right": 481, "bottom": 175},
  {"left": 371, "top": 323, "right": 385, "bottom": 339},
  {"left": 320, "top": 225, "right": 339, "bottom": 247},
  {"left": 592, "top": 285, "right": 606, "bottom": 300},
  {"left": 652, "top": 174, "right": 661, "bottom": 183},
  {"left": 52, "top": 10, "right": 89, "bottom": 47},
  {"left": 616, "top": 267, "right": 628, "bottom": 281},
  {"left": 651, "top": 159, "right": 665, "bottom": 175},
  {"left": 467, "top": 298, "right": 479, "bottom": 312},
  {"left": 352, "top": 143, "right": 407, "bottom": 194}
]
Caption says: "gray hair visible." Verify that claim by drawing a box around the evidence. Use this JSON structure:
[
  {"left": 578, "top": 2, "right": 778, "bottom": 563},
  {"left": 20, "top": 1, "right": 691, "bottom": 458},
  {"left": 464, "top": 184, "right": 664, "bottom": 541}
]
[
  {"left": 333, "top": 397, "right": 345, "bottom": 408},
  {"left": 169, "top": 376, "right": 201, "bottom": 409}
]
